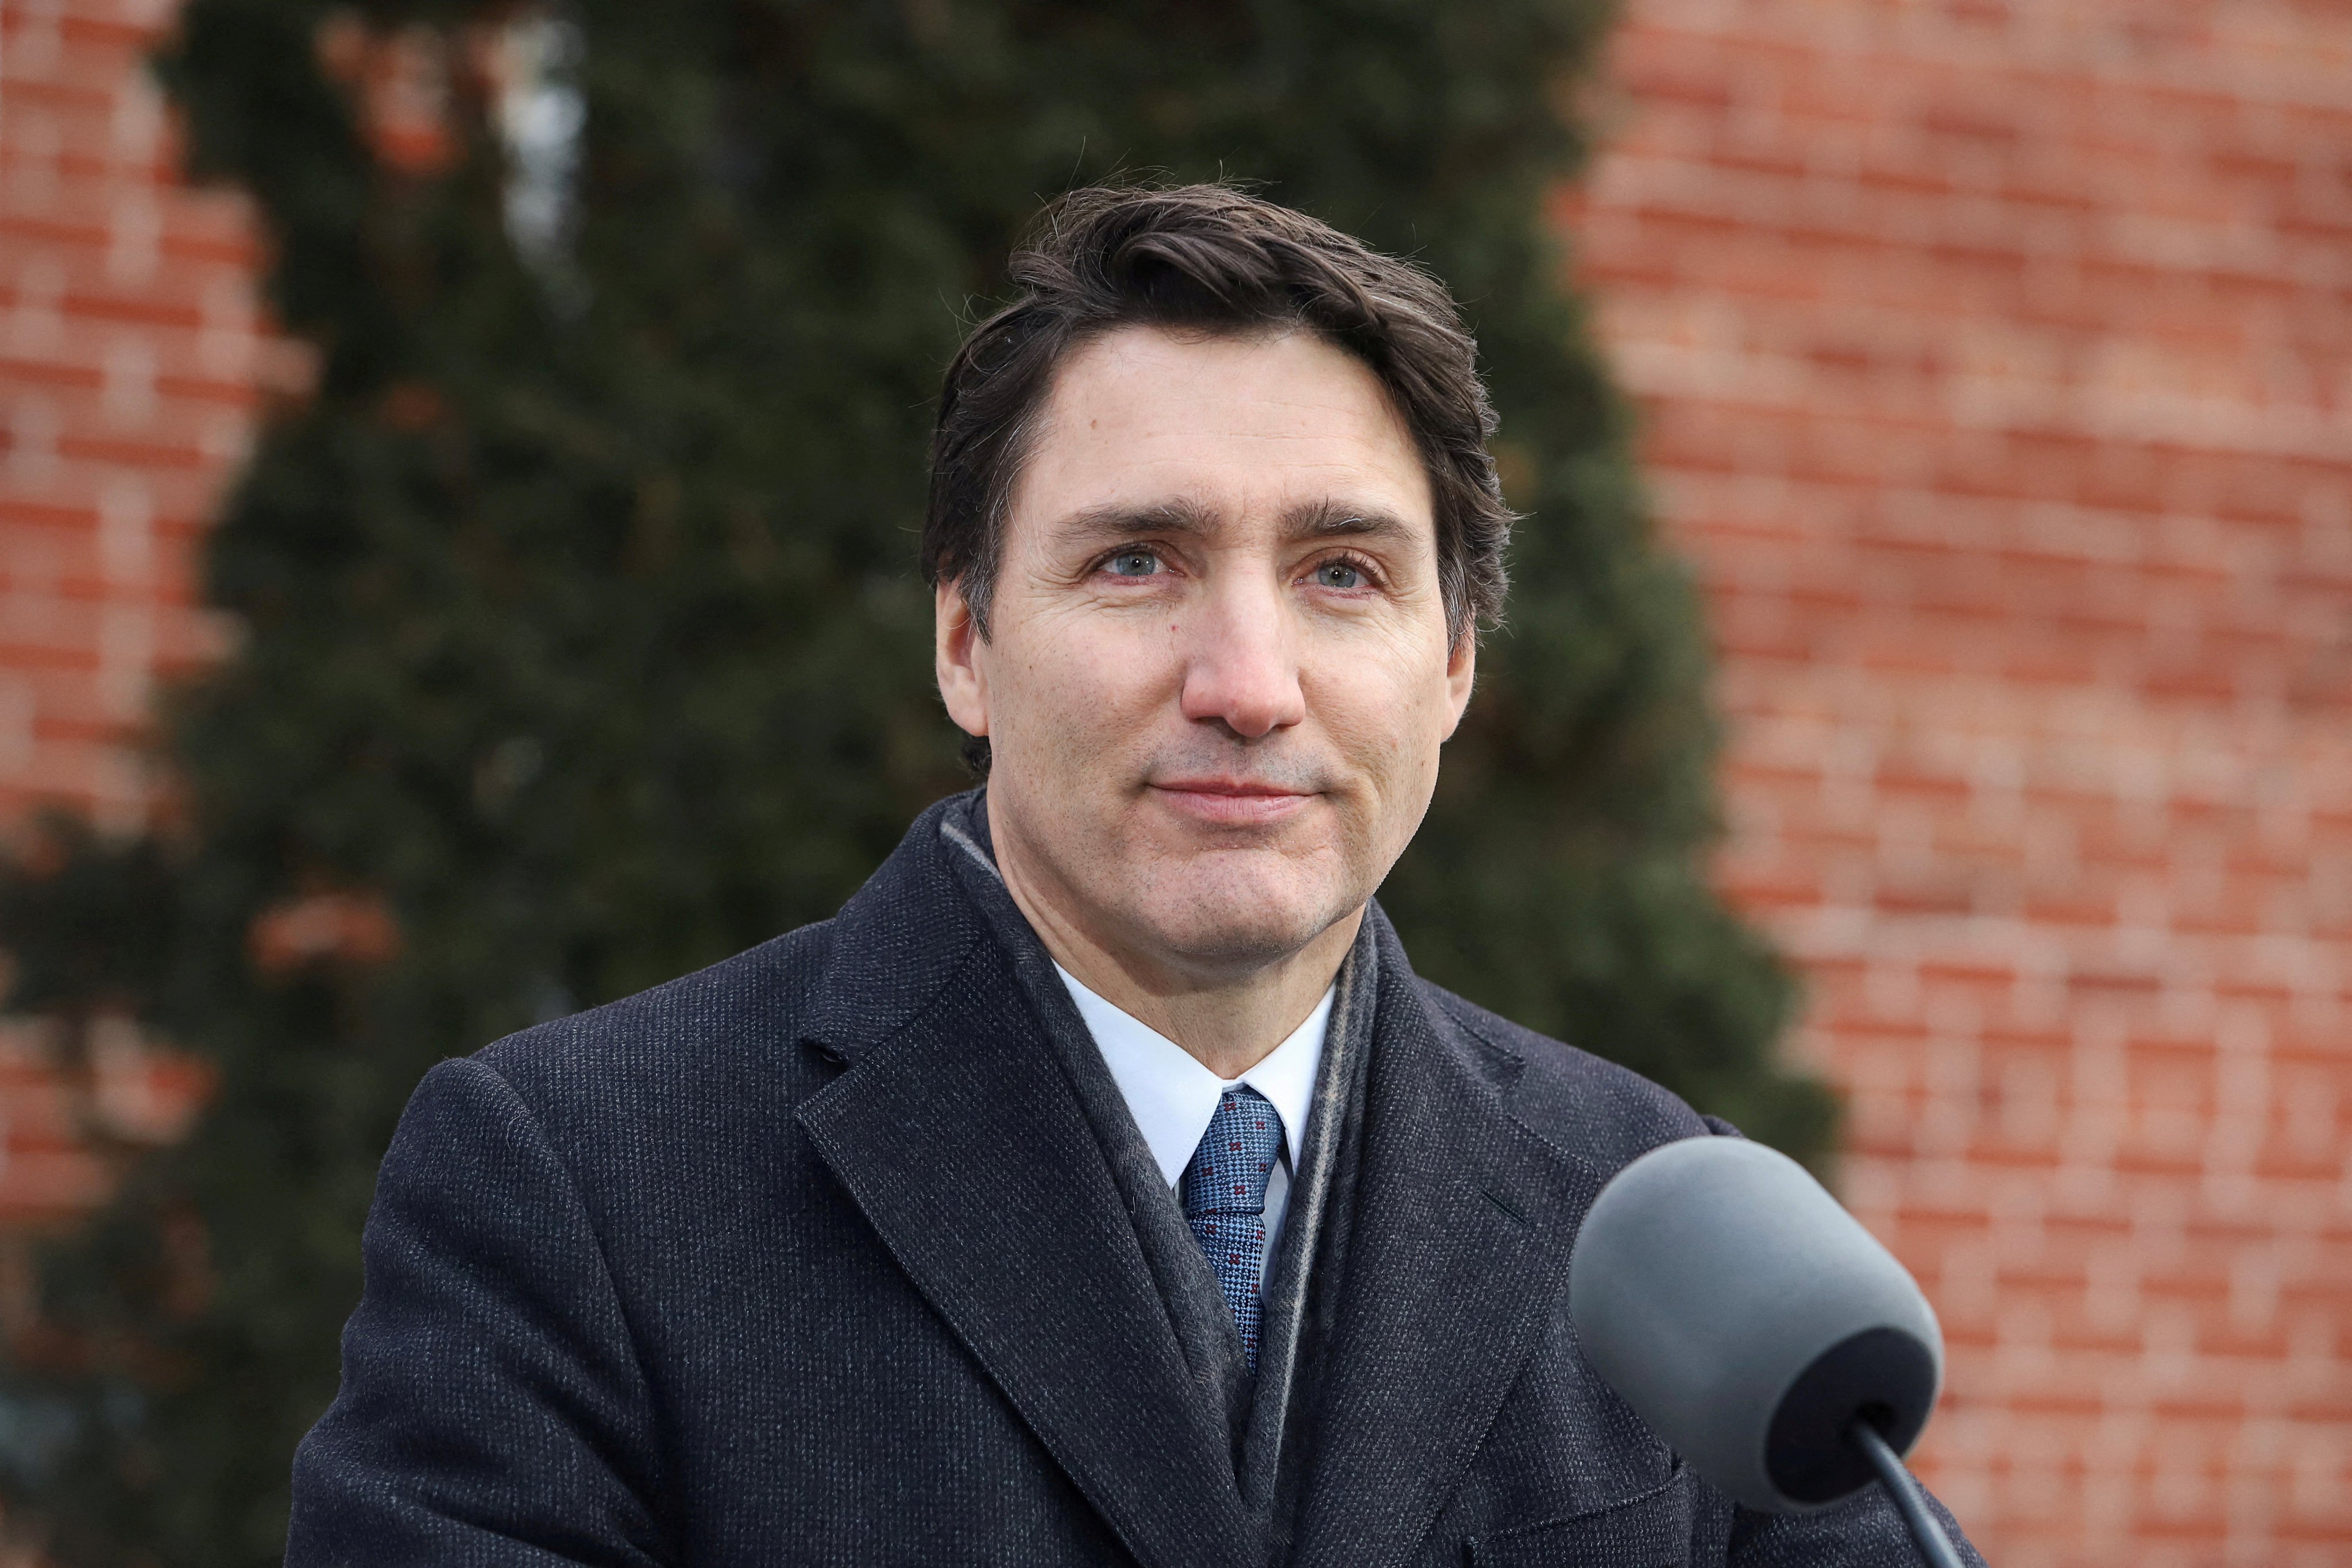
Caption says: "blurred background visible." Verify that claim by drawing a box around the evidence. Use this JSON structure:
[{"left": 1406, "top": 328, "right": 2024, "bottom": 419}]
[{"left": 0, "top": 0, "right": 2346, "bottom": 1565}]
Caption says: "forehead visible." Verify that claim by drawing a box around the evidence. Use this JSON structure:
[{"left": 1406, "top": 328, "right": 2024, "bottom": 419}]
[{"left": 1008, "top": 325, "right": 1434, "bottom": 543}]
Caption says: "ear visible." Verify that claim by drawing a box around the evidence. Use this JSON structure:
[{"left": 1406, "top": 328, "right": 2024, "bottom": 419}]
[
  {"left": 935, "top": 578, "right": 990, "bottom": 739},
  {"left": 1440, "top": 627, "right": 1476, "bottom": 740}
]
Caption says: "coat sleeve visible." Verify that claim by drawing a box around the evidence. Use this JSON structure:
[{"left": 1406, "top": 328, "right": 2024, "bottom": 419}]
[
  {"left": 287, "top": 1057, "right": 672, "bottom": 1567},
  {"left": 1720, "top": 1476, "right": 1985, "bottom": 1567}
]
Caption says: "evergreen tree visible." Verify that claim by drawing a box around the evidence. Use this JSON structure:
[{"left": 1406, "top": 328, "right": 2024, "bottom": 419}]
[{"left": 0, "top": 1, "right": 1836, "bottom": 1561}]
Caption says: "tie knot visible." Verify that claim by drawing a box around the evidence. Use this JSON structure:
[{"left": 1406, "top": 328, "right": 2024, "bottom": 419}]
[{"left": 1181, "top": 1086, "right": 1285, "bottom": 1219}]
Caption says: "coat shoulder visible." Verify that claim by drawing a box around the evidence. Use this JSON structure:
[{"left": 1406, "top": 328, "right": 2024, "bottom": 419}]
[
  {"left": 472, "top": 918, "right": 839, "bottom": 1134},
  {"left": 1416, "top": 981, "right": 1714, "bottom": 1172}
]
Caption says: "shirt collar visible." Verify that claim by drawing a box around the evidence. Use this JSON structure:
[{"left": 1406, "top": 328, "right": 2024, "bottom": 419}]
[{"left": 1055, "top": 964, "right": 1332, "bottom": 1188}]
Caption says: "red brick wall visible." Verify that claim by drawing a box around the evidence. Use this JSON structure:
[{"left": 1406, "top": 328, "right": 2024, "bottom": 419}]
[
  {"left": 0, "top": 0, "right": 251, "bottom": 1221},
  {"left": 1565, "top": 2, "right": 2352, "bottom": 1563}
]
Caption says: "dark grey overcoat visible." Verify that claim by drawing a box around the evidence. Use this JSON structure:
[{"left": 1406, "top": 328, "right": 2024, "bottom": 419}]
[{"left": 288, "top": 793, "right": 1980, "bottom": 1567}]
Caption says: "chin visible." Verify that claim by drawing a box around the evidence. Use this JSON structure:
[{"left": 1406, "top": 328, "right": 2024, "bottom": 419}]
[{"left": 1128, "top": 864, "right": 1361, "bottom": 975}]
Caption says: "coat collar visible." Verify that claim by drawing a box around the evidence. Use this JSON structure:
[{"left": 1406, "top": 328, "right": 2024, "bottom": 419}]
[
  {"left": 1286, "top": 909, "right": 1606, "bottom": 1568},
  {"left": 794, "top": 793, "right": 990, "bottom": 1067},
  {"left": 794, "top": 794, "right": 1262, "bottom": 1568}
]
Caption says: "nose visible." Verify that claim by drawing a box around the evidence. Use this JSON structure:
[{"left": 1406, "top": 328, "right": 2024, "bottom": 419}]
[{"left": 1178, "top": 571, "right": 1306, "bottom": 740}]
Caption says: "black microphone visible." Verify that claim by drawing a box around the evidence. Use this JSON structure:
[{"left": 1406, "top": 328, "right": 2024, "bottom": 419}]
[{"left": 1567, "top": 1137, "right": 1967, "bottom": 1568}]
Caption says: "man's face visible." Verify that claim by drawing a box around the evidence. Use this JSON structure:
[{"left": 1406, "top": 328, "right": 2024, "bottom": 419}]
[{"left": 936, "top": 325, "right": 1475, "bottom": 987}]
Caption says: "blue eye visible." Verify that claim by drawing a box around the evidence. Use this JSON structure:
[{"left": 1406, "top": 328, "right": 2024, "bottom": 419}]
[
  {"left": 1314, "top": 560, "right": 1364, "bottom": 589},
  {"left": 1108, "top": 550, "right": 1160, "bottom": 577}
]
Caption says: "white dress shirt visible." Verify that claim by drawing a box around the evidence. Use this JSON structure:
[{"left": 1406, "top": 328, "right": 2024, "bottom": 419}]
[{"left": 1055, "top": 964, "right": 1332, "bottom": 1260}]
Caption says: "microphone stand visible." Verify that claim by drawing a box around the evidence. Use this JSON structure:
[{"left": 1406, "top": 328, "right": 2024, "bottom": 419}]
[{"left": 1848, "top": 1422, "right": 1967, "bottom": 1568}]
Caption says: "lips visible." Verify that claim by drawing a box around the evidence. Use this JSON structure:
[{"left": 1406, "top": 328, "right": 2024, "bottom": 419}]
[{"left": 1146, "top": 777, "right": 1317, "bottom": 827}]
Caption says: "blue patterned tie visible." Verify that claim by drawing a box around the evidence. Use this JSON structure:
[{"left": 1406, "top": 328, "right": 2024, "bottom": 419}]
[{"left": 1180, "top": 1086, "right": 1285, "bottom": 1371}]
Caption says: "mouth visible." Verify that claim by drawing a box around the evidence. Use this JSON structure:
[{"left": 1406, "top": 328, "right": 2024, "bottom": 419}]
[{"left": 1145, "top": 776, "right": 1318, "bottom": 828}]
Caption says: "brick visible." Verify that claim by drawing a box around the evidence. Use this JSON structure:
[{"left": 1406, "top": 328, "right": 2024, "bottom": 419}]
[
  {"left": 0, "top": 0, "right": 259, "bottom": 1231},
  {"left": 1575, "top": 3, "right": 2352, "bottom": 1559}
]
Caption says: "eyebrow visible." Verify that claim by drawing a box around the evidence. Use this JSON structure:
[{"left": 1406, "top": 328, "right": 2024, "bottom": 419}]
[
  {"left": 1283, "top": 497, "right": 1419, "bottom": 546},
  {"left": 1046, "top": 497, "right": 1221, "bottom": 550},
  {"left": 1045, "top": 496, "right": 1422, "bottom": 550}
]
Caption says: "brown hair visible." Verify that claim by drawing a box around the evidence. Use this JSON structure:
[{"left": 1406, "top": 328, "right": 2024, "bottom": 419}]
[{"left": 921, "top": 183, "right": 1512, "bottom": 646}]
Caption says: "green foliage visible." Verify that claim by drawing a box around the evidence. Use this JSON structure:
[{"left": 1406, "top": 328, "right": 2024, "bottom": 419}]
[{"left": 0, "top": 0, "right": 1836, "bottom": 1560}]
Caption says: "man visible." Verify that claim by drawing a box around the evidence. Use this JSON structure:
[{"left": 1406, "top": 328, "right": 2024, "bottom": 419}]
[{"left": 290, "top": 185, "right": 1979, "bottom": 1567}]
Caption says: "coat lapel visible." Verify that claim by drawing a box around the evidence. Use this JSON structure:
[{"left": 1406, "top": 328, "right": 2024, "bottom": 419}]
[
  {"left": 793, "top": 800, "right": 1258, "bottom": 1568},
  {"left": 1290, "top": 913, "right": 1606, "bottom": 1568}
]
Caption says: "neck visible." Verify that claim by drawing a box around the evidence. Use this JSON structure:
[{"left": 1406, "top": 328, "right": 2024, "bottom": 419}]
[{"left": 986, "top": 798, "right": 1358, "bottom": 1081}]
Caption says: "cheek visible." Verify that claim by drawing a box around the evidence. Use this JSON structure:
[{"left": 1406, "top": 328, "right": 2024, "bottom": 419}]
[
  {"left": 992, "top": 611, "right": 1173, "bottom": 752},
  {"left": 1311, "top": 637, "right": 1458, "bottom": 787}
]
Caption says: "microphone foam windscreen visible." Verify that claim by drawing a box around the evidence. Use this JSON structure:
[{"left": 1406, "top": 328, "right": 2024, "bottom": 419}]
[{"left": 1567, "top": 1136, "right": 1943, "bottom": 1513}]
